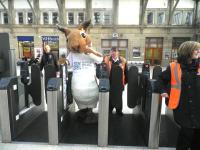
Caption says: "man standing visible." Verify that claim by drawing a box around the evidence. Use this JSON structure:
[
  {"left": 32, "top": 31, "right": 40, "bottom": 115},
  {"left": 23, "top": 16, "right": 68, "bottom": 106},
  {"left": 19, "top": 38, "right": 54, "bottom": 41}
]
[
  {"left": 40, "top": 44, "right": 58, "bottom": 72},
  {"left": 40, "top": 44, "right": 59, "bottom": 101},
  {"left": 104, "top": 47, "right": 128, "bottom": 116}
]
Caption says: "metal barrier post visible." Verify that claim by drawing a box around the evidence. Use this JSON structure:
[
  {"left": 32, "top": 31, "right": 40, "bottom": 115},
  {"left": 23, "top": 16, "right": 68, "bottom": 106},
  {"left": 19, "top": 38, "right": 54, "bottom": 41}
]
[
  {"left": 47, "top": 78, "right": 62, "bottom": 145},
  {"left": 148, "top": 79, "right": 162, "bottom": 149},
  {"left": 0, "top": 77, "right": 18, "bottom": 143},
  {"left": 98, "top": 78, "right": 110, "bottom": 147}
]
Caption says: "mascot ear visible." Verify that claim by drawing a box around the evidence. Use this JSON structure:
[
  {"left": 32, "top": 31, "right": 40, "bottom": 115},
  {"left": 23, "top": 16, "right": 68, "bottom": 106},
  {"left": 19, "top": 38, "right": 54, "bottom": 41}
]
[
  {"left": 57, "top": 24, "right": 71, "bottom": 36},
  {"left": 78, "top": 19, "right": 91, "bottom": 31}
]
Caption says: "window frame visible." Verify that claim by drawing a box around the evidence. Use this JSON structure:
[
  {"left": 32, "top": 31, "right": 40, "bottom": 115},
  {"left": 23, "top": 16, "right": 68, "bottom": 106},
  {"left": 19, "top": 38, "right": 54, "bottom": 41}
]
[
  {"left": 17, "top": 12, "right": 24, "bottom": 24},
  {"left": 67, "top": 11, "right": 75, "bottom": 25},
  {"left": 92, "top": 8, "right": 112, "bottom": 25},
  {"left": 146, "top": 11, "right": 154, "bottom": 25},
  {"left": 145, "top": 9, "right": 167, "bottom": 25},
  {"left": 27, "top": 12, "right": 33, "bottom": 24},
  {"left": 42, "top": 12, "right": 50, "bottom": 25},
  {"left": 172, "top": 9, "right": 193, "bottom": 26},
  {"left": 157, "top": 11, "right": 166, "bottom": 25},
  {"left": 1, "top": 11, "right": 8, "bottom": 24},
  {"left": 52, "top": 12, "right": 59, "bottom": 24},
  {"left": 77, "top": 12, "right": 85, "bottom": 24}
]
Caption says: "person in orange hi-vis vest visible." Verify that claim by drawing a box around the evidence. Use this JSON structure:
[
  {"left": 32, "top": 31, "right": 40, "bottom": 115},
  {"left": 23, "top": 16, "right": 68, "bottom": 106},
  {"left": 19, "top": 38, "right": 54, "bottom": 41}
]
[
  {"left": 158, "top": 41, "right": 200, "bottom": 150},
  {"left": 104, "top": 47, "right": 128, "bottom": 116}
]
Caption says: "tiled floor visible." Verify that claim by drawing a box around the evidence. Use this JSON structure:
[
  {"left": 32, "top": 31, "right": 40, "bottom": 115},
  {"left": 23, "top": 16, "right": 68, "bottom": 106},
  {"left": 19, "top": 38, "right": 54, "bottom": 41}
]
[
  {"left": 0, "top": 142, "right": 175, "bottom": 150},
  {"left": 0, "top": 66, "right": 176, "bottom": 149}
]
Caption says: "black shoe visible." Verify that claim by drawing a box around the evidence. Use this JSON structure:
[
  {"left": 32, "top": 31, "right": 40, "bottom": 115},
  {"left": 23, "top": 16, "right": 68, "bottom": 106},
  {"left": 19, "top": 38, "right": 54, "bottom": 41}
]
[
  {"left": 76, "top": 109, "right": 88, "bottom": 121},
  {"left": 83, "top": 112, "right": 98, "bottom": 124},
  {"left": 116, "top": 111, "right": 123, "bottom": 116}
]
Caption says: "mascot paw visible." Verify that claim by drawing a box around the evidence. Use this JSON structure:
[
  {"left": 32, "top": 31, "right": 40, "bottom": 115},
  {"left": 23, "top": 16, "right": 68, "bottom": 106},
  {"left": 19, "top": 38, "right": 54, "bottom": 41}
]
[
  {"left": 83, "top": 112, "right": 98, "bottom": 124},
  {"left": 75, "top": 109, "right": 88, "bottom": 121},
  {"left": 56, "top": 24, "right": 66, "bottom": 33}
]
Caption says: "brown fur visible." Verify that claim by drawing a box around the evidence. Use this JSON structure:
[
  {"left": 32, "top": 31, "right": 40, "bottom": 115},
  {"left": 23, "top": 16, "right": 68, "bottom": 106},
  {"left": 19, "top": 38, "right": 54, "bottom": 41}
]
[{"left": 57, "top": 20, "right": 101, "bottom": 57}]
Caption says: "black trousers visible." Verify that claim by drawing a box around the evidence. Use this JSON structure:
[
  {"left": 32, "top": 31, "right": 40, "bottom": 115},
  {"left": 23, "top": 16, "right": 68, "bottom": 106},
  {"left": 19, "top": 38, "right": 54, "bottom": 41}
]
[
  {"left": 109, "top": 91, "right": 123, "bottom": 113},
  {"left": 176, "top": 127, "right": 200, "bottom": 150}
]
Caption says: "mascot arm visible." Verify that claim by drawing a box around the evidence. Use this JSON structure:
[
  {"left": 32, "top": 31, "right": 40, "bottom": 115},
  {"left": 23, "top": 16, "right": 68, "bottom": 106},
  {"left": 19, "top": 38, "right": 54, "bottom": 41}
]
[
  {"left": 88, "top": 53, "right": 103, "bottom": 64},
  {"left": 66, "top": 52, "right": 73, "bottom": 66},
  {"left": 85, "top": 47, "right": 102, "bottom": 57}
]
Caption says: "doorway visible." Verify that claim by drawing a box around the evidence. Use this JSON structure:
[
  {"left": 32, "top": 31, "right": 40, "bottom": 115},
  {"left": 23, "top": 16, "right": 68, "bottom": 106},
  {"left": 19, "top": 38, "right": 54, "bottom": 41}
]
[{"left": 145, "top": 37, "right": 163, "bottom": 65}]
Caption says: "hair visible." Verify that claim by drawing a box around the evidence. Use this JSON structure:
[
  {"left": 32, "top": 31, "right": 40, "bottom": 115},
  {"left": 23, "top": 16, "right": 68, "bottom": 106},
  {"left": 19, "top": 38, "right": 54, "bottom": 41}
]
[
  {"left": 111, "top": 47, "right": 118, "bottom": 51},
  {"left": 177, "top": 41, "right": 200, "bottom": 64}
]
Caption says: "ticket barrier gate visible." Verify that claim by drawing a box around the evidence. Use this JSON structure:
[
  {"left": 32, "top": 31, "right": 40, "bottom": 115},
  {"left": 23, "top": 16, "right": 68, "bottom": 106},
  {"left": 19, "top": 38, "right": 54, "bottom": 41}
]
[
  {"left": 107, "top": 65, "right": 161, "bottom": 148},
  {"left": 0, "top": 65, "right": 46, "bottom": 143},
  {"left": 109, "top": 78, "right": 162, "bottom": 148},
  {"left": 47, "top": 76, "right": 110, "bottom": 146},
  {"left": 145, "top": 79, "right": 162, "bottom": 148},
  {"left": 46, "top": 79, "right": 162, "bottom": 148},
  {"left": 46, "top": 65, "right": 163, "bottom": 148},
  {"left": 145, "top": 66, "right": 179, "bottom": 148}
]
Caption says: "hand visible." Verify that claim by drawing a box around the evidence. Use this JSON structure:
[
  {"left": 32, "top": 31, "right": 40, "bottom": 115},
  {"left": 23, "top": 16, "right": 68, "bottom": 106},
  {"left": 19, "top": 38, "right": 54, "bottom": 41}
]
[
  {"left": 56, "top": 72, "right": 60, "bottom": 78},
  {"left": 161, "top": 93, "right": 169, "bottom": 98},
  {"left": 85, "top": 48, "right": 102, "bottom": 57},
  {"left": 94, "top": 51, "right": 103, "bottom": 57}
]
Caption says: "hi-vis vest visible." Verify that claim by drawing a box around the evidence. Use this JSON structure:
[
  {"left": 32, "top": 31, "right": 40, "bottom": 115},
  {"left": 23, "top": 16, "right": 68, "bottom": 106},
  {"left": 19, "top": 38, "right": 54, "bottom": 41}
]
[
  {"left": 168, "top": 62, "right": 182, "bottom": 109},
  {"left": 198, "top": 64, "right": 200, "bottom": 75}
]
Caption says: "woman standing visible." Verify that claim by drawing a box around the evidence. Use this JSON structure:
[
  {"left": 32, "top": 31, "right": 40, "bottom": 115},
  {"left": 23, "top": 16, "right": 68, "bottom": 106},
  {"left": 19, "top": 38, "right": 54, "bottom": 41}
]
[{"left": 158, "top": 41, "right": 200, "bottom": 150}]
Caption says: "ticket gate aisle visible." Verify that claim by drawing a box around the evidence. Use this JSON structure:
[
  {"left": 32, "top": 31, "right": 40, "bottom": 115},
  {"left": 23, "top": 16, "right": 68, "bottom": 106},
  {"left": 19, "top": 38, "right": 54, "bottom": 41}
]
[
  {"left": 0, "top": 64, "right": 48, "bottom": 143},
  {"left": 46, "top": 63, "right": 175, "bottom": 149},
  {"left": 108, "top": 65, "right": 179, "bottom": 148},
  {"left": 46, "top": 64, "right": 110, "bottom": 146}
]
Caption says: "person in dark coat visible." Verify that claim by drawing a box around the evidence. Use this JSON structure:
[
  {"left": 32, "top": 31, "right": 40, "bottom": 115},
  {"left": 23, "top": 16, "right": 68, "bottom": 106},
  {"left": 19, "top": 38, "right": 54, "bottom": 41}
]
[
  {"left": 40, "top": 44, "right": 59, "bottom": 101},
  {"left": 158, "top": 41, "right": 200, "bottom": 150},
  {"left": 40, "top": 44, "right": 59, "bottom": 72},
  {"left": 104, "top": 47, "right": 128, "bottom": 116}
]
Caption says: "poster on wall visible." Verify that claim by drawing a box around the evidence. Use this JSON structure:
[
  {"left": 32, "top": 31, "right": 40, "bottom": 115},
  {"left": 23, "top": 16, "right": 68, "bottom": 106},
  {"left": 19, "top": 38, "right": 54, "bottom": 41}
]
[
  {"left": 42, "top": 36, "right": 59, "bottom": 57},
  {"left": 132, "top": 47, "right": 141, "bottom": 58},
  {"left": 17, "top": 36, "right": 34, "bottom": 59},
  {"left": 164, "top": 51, "right": 171, "bottom": 60},
  {"left": 34, "top": 48, "right": 43, "bottom": 60},
  {"left": 23, "top": 46, "right": 31, "bottom": 58}
]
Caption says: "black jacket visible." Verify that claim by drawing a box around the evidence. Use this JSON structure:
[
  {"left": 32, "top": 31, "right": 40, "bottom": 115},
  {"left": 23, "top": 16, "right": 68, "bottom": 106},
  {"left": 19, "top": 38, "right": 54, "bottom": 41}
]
[
  {"left": 109, "top": 56, "right": 128, "bottom": 88},
  {"left": 158, "top": 60, "right": 200, "bottom": 128},
  {"left": 40, "top": 52, "right": 58, "bottom": 72}
]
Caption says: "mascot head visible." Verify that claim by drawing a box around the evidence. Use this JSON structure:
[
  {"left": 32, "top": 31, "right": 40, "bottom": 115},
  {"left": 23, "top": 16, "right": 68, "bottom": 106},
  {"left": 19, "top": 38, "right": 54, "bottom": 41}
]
[{"left": 57, "top": 20, "right": 101, "bottom": 57}]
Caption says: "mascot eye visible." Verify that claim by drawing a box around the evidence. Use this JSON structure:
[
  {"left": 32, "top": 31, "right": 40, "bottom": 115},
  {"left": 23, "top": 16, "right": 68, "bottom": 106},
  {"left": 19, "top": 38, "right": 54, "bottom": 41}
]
[{"left": 80, "top": 32, "right": 86, "bottom": 38}]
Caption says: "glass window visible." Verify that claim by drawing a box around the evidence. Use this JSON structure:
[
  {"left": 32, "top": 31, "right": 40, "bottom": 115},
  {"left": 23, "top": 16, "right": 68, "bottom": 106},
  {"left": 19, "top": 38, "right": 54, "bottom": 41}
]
[
  {"left": 27, "top": 12, "right": 33, "bottom": 24},
  {"left": 183, "top": 11, "right": 192, "bottom": 25},
  {"left": 119, "top": 39, "right": 128, "bottom": 48},
  {"left": 52, "top": 12, "right": 58, "bottom": 24},
  {"left": 103, "top": 12, "right": 111, "bottom": 25},
  {"left": 173, "top": 12, "right": 182, "bottom": 25},
  {"left": 157, "top": 12, "right": 165, "bottom": 24},
  {"left": 111, "top": 40, "right": 118, "bottom": 47},
  {"left": 102, "top": 39, "right": 110, "bottom": 48},
  {"left": 3, "top": 13, "right": 8, "bottom": 24},
  {"left": 18, "top": 12, "right": 23, "bottom": 24},
  {"left": 94, "top": 12, "right": 101, "bottom": 24},
  {"left": 68, "top": 12, "right": 74, "bottom": 25},
  {"left": 147, "top": 12, "right": 153, "bottom": 24},
  {"left": 78, "top": 12, "right": 84, "bottom": 24},
  {"left": 43, "top": 12, "right": 49, "bottom": 24}
]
